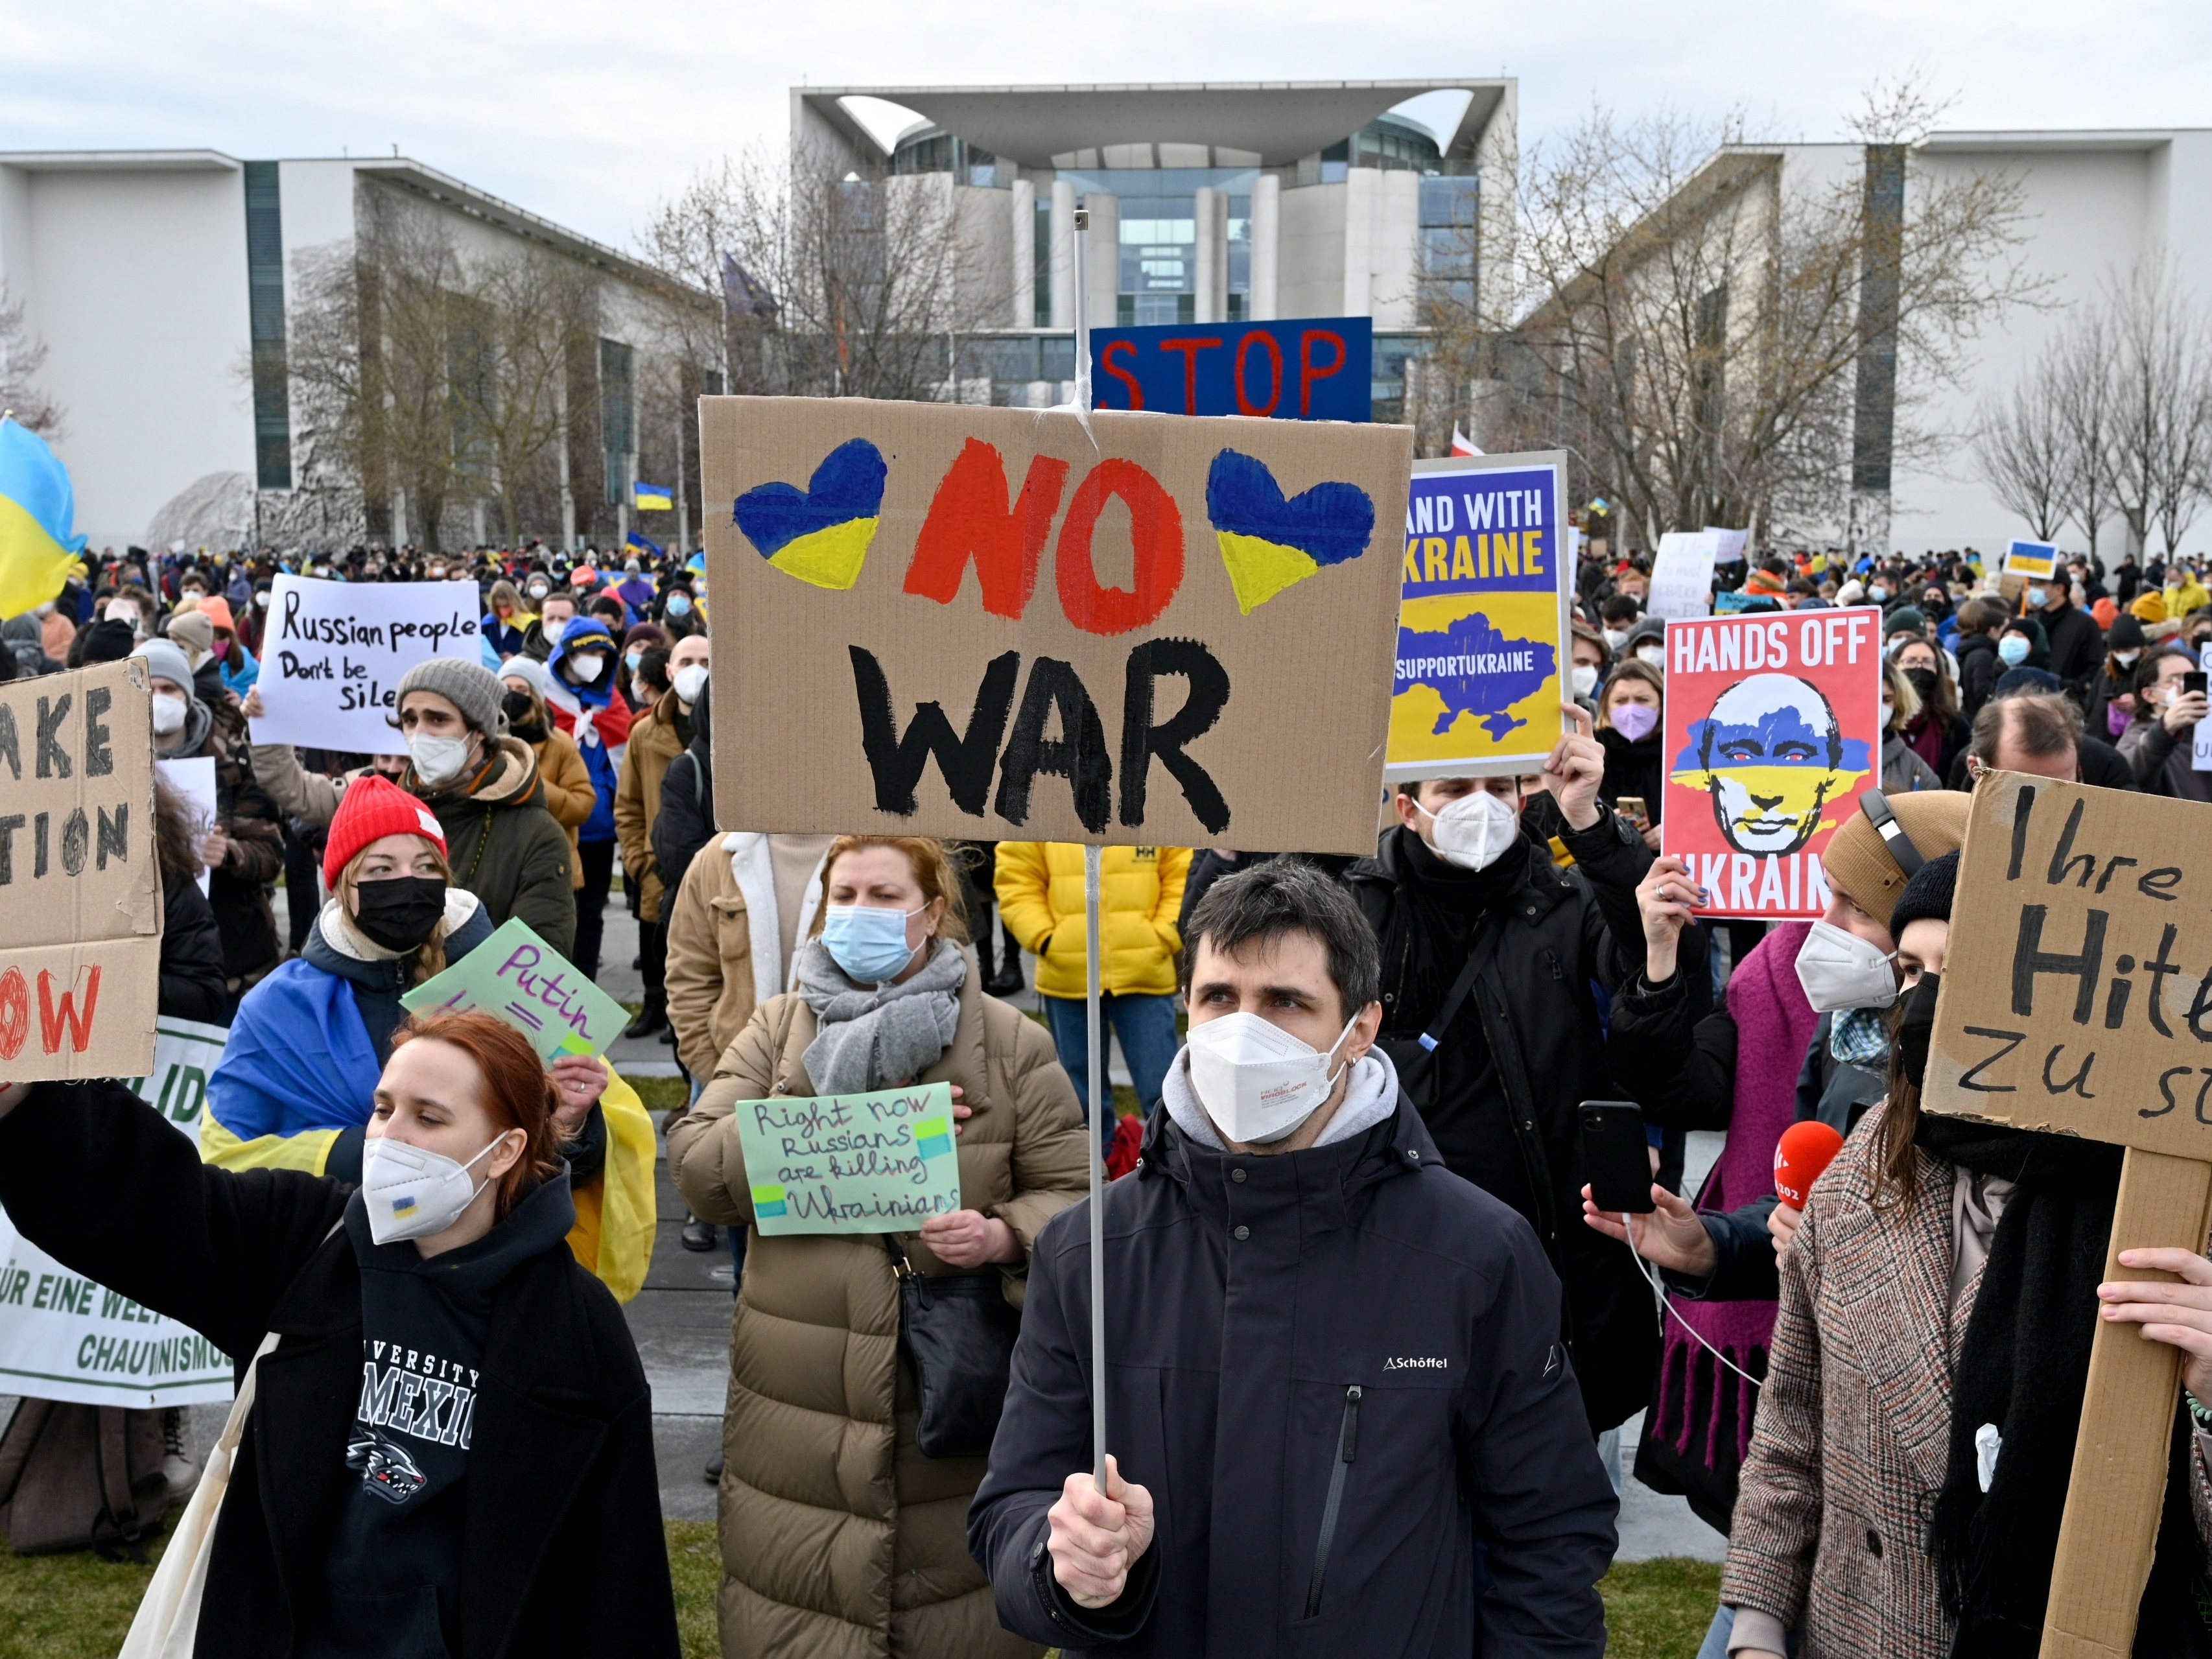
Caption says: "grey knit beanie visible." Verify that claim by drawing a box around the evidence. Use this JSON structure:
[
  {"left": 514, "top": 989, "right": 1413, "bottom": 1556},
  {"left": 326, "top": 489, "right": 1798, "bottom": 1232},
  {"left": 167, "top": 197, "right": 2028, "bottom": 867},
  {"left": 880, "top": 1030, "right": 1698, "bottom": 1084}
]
[
  {"left": 131, "top": 639, "right": 196, "bottom": 697},
  {"left": 398, "top": 657, "right": 506, "bottom": 736}
]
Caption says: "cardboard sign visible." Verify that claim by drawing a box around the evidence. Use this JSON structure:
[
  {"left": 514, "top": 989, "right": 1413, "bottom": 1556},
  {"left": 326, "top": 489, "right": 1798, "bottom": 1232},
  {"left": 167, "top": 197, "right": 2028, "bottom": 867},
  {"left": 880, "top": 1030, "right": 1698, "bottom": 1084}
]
[
  {"left": 248, "top": 574, "right": 482, "bottom": 757},
  {"left": 734, "top": 1081, "right": 963, "bottom": 1236},
  {"left": 401, "top": 916, "right": 632, "bottom": 1061},
  {"left": 0, "top": 1024, "right": 235, "bottom": 1407},
  {"left": 1706, "top": 526, "right": 1750, "bottom": 564},
  {"left": 1924, "top": 773, "right": 2212, "bottom": 1654},
  {"left": 0, "top": 658, "right": 161, "bottom": 1081},
  {"left": 2005, "top": 537, "right": 2058, "bottom": 579},
  {"left": 1385, "top": 453, "right": 1570, "bottom": 783},
  {"left": 701, "top": 398, "right": 1410, "bottom": 853},
  {"left": 1925, "top": 773, "right": 2212, "bottom": 1156},
  {"left": 1649, "top": 531, "right": 1719, "bottom": 622},
  {"left": 158, "top": 755, "right": 217, "bottom": 895},
  {"left": 1090, "top": 318, "right": 1372, "bottom": 422},
  {"left": 1659, "top": 607, "right": 1884, "bottom": 919}
]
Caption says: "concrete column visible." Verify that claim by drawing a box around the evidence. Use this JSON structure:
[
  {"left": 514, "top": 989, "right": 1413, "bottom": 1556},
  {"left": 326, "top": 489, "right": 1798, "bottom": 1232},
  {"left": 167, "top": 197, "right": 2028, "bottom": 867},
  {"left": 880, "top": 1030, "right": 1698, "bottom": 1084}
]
[
  {"left": 1011, "top": 178, "right": 1036, "bottom": 327},
  {"left": 1083, "top": 193, "right": 1119, "bottom": 331},
  {"left": 1343, "top": 167, "right": 1374, "bottom": 316},
  {"left": 1049, "top": 180, "right": 1076, "bottom": 329},
  {"left": 1194, "top": 187, "right": 1219, "bottom": 324},
  {"left": 1250, "top": 173, "right": 1280, "bottom": 320}
]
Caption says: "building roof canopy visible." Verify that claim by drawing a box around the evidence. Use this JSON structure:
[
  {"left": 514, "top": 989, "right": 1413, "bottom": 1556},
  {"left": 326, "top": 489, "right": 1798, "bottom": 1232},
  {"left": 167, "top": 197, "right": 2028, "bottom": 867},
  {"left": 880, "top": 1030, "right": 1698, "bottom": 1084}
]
[{"left": 803, "top": 80, "right": 1509, "bottom": 169}]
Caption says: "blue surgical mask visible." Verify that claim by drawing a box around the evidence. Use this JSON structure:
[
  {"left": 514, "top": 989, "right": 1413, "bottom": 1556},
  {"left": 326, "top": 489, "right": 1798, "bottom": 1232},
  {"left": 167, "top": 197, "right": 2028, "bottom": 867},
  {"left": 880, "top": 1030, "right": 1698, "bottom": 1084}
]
[
  {"left": 2026, "top": 586, "right": 2048, "bottom": 608},
  {"left": 820, "top": 904, "right": 926, "bottom": 983},
  {"left": 1868, "top": 584, "right": 1888, "bottom": 604},
  {"left": 666, "top": 593, "right": 692, "bottom": 617},
  {"left": 1998, "top": 634, "right": 2030, "bottom": 666}
]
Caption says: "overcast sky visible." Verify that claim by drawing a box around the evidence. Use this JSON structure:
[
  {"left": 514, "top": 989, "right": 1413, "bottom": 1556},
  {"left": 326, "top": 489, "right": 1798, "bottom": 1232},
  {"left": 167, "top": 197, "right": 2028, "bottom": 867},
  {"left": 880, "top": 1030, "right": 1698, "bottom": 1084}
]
[{"left": 5, "top": 0, "right": 2207, "bottom": 253}]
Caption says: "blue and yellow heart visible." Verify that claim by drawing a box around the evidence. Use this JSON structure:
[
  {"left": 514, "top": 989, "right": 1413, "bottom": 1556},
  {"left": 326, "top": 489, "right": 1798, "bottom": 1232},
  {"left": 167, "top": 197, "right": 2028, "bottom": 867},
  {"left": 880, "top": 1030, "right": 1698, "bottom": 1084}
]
[
  {"left": 1205, "top": 450, "right": 1376, "bottom": 614},
  {"left": 733, "top": 438, "right": 888, "bottom": 590}
]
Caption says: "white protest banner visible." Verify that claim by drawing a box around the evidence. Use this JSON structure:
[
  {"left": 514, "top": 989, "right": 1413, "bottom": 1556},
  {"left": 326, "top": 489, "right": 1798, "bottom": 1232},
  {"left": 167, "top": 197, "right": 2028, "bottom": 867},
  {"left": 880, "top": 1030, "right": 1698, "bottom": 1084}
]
[
  {"left": 248, "top": 575, "right": 482, "bottom": 757},
  {"left": 1649, "top": 531, "right": 1719, "bottom": 622},
  {"left": 1704, "top": 526, "right": 1750, "bottom": 564},
  {"left": 158, "top": 755, "right": 217, "bottom": 894},
  {"left": 0, "top": 1019, "right": 237, "bottom": 1407}
]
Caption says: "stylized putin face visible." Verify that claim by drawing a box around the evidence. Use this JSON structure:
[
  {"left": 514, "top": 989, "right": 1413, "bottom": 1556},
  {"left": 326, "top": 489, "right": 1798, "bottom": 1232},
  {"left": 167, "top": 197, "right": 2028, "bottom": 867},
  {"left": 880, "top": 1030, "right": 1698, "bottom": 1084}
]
[{"left": 1671, "top": 674, "right": 1870, "bottom": 854}]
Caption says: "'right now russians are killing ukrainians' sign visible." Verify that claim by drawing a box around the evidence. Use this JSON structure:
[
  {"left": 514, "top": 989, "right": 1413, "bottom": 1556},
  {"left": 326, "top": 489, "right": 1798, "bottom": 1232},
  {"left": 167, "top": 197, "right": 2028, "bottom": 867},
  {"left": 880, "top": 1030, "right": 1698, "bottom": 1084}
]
[
  {"left": 1924, "top": 773, "right": 2212, "bottom": 1657},
  {"left": 731, "top": 1082, "right": 964, "bottom": 1237},
  {"left": 1660, "top": 606, "right": 1885, "bottom": 920}
]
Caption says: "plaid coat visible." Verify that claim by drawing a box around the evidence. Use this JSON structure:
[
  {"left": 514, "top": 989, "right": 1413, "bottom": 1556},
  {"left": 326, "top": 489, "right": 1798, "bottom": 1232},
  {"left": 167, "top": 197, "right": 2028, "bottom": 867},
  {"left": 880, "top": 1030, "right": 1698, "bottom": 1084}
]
[
  {"left": 1724, "top": 1105, "right": 2212, "bottom": 1656},
  {"left": 1721, "top": 1105, "right": 1973, "bottom": 1656}
]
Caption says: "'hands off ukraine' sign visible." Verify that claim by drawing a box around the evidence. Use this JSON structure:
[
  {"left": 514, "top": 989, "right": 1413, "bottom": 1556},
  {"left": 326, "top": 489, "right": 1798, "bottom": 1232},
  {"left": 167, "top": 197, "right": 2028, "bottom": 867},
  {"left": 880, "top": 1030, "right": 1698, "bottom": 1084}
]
[{"left": 1386, "top": 453, "right": 1571, "bottom": 781}]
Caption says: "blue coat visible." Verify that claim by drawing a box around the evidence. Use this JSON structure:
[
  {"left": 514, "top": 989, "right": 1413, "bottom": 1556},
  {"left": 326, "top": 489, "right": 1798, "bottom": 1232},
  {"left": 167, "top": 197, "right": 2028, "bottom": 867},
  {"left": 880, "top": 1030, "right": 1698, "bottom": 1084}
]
[{"left": 969, "top": 1096, "right": 1617, "bottom": 1658}]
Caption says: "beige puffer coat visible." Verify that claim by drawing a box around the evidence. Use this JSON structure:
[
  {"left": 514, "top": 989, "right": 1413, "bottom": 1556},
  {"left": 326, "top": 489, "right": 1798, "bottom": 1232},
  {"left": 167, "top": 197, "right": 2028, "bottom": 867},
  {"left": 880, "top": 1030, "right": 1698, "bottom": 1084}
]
[{"left": 666, "top": 953, "right": 1087, "bottom": 1659}]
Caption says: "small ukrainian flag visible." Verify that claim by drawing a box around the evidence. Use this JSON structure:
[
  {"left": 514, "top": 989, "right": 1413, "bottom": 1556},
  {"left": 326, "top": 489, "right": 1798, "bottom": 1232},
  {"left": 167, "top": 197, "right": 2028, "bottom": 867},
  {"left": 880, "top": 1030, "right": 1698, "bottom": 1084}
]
[
  {"left": 633, "top": 480, "right": 674, "bottom": 512},
  {"left": 0, "top": 416, "right": 86, "bottom": 620},
  {"left": 625, "top": 530, "right": 665, "bottom": 562}
]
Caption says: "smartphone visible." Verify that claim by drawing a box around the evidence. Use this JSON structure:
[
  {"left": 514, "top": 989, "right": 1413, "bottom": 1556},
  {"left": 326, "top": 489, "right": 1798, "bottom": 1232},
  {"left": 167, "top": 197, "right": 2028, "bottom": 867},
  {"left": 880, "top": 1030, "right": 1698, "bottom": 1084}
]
[
  {"left": 1616, "top": 796, "right": 1650, "bottom": 831},
  {"left": 1579, "top": 1101, "right": 1656, "bottom": 1214},
  {"left": 2185, "top": 672, "right": 2207, "bottom": 699}
]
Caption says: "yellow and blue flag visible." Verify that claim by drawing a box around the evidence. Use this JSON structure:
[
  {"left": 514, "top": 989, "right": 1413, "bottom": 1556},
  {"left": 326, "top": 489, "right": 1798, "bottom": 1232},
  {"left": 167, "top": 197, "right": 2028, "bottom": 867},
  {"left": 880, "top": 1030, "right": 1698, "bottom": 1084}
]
[
  {"left": 0, "top": 417, "right": 85, "bottom": 618},
  {"left": 633, "top": 480, "right": 673, "bottom": 512},
  {"left": 624, "top": 530, "right": 663, "bottom": 561}
]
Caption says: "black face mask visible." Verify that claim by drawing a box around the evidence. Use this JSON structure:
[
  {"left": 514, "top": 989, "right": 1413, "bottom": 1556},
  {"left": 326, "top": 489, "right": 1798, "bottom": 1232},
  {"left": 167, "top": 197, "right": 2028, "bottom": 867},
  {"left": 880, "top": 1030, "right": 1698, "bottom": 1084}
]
[
  {"left": 1903, "top": 666, "right": 1940, "bottom": 704},
  {"left": 1897, "top": 970, "right": 1940, "bottom": 1088},
  {"left": 353, "top": 875, "right": 447, "bottom": 952},
  {"left": 502, "top": 688, "right": 539, "bottom": 729}
]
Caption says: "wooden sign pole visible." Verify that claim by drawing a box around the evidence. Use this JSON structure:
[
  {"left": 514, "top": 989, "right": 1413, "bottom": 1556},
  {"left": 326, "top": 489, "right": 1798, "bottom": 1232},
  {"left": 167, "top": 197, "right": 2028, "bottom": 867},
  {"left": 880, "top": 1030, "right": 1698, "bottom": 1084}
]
[{"left": 2041, "top": 1149, "right": 2212, "bottom": 1658}]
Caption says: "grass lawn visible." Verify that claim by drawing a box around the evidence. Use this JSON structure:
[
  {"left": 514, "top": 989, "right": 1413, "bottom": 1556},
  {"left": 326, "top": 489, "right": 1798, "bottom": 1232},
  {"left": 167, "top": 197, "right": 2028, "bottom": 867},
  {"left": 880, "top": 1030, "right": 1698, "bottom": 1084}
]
[{"left": 0, "top": 1524, "right": 1718, "bottom": 1659}]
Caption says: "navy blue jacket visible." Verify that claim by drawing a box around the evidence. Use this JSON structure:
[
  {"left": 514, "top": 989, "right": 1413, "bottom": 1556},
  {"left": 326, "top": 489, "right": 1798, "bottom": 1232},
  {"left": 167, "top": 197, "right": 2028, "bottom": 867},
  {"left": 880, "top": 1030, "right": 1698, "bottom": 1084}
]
[{"left": 969, "top": 1094, "right": 1617, "bottom": 1657}]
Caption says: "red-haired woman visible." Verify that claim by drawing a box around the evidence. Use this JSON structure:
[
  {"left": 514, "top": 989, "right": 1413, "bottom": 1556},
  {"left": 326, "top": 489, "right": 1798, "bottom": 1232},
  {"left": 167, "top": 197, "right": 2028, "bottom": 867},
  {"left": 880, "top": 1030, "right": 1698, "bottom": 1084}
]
[{"left": 0, "top": 1010, "right": 678, "bottom": 1658}]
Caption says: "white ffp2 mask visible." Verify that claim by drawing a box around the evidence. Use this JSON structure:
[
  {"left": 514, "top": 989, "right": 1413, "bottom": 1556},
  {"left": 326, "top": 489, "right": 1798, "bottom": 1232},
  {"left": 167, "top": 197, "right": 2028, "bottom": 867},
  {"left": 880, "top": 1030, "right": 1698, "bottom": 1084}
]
[
  {"left": 360, "top": 1132, "right": 512, "bottom": 1244},
  {"left": 1794, "top": 919, "right": 1900, "bottom": 1012},
  {"left": 1415, "top": 790, "right": 1520, "bottom": 871},
  {"left": 408, "top": 735, "right": 473, "bottom": 788},
  {"left": 1186, "top": 1012, "right": 1359, "bottom": 1146}
]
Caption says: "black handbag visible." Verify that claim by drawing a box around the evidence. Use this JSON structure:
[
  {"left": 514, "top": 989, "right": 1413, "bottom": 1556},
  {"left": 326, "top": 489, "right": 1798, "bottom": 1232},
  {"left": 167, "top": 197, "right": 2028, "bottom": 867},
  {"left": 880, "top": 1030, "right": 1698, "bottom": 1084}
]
[{"left": 886, "top": 1238, "right": 1023, "bottom": 1460}]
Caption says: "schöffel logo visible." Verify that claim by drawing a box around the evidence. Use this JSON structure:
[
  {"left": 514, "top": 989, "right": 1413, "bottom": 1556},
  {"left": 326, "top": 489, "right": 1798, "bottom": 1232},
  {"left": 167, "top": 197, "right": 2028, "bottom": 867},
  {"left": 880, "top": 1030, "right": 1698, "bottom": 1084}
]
[{"left": 1382, "top": 1356, "right": 1447, "bottom": 1372}]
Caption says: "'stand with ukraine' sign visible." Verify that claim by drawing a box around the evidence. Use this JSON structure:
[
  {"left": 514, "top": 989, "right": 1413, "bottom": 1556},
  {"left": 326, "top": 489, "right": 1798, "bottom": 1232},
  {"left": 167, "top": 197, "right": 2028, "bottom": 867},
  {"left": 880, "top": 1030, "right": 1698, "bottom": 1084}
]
[{"left": 1386, "top": 452, "right": 1571, "bottom": 782}]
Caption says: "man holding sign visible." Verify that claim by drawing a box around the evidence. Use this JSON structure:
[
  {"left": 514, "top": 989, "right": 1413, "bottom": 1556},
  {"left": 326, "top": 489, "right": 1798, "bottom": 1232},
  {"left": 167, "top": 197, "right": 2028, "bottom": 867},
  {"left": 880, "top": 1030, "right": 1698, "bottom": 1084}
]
[
  {"left": 666, "top": 834, "right": 1089, "bottom": 1659},
  {"left": 972, "top": 862, "right": 1615, "bottom": 1656}
]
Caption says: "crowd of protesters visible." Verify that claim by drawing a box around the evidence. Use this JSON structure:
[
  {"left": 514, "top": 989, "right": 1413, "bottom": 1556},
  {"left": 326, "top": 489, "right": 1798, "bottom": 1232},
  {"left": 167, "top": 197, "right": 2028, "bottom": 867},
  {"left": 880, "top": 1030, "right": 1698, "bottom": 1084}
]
[{"left": 7, "top": 527, "right": 2212, "bottom": 1658}]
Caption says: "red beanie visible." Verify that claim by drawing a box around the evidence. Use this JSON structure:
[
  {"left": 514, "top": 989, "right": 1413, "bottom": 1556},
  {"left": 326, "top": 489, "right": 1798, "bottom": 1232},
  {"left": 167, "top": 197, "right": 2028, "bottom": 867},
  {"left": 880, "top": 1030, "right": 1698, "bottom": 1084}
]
[{"left": 324, "top": 774, "right": 448, "bottom": 888}]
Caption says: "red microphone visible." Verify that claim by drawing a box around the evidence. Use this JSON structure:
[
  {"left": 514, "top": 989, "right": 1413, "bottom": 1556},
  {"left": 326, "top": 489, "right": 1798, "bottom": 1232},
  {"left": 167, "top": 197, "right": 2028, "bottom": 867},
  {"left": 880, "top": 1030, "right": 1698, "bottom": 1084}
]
[{"left": 1772, "top": 1121, "right": 1846, "bottom": 1208}]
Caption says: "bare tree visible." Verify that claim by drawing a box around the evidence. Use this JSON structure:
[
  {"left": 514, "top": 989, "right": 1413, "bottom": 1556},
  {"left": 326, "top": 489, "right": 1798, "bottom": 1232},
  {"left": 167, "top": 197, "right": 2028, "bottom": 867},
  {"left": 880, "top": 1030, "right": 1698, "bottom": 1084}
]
[
  {"left": 0, "top": 286, "right": 63, "bottom": 435},
  {"left": 638, "top": 141, "right": 1002, "bottom": 403},
  {"left": 1450, "top": 80, "right": 2039, "bottom": 547},
  {"left": 2104, "top": 263, "right": 2212, "bottom": 558},
  {"left": 1973, "top": 353, "right": 2072, "bottom": 539}
]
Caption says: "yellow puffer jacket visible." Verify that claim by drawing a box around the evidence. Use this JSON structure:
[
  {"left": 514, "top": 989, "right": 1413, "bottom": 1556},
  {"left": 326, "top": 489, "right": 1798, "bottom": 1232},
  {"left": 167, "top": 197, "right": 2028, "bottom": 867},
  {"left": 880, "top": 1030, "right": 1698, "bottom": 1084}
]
[{"left": 993, "top": 842, "right": 1190, "bottom": 1000}]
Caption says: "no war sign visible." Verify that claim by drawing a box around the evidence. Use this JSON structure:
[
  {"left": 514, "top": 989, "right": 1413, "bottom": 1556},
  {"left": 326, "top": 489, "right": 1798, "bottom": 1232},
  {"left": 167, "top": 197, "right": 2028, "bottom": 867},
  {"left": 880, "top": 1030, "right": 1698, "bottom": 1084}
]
[{"left": 701, "top": 398, "right": 1411, "bottom": 854}]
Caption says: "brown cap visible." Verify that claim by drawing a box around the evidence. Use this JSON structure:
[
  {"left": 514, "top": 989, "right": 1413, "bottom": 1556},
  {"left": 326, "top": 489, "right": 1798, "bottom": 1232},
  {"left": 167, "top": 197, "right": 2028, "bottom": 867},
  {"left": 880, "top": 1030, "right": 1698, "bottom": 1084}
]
[{"left": 1821, "top": 790, "right": 1971, "bottom": 930}]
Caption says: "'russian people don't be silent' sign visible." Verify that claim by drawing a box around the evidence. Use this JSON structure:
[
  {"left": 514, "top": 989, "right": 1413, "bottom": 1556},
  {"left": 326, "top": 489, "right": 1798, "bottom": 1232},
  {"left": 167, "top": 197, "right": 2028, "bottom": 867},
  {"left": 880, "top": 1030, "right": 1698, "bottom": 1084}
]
[
  {"left": 733, "top": 1082, "right": 964, "bottom": 1236},
  {"left": 1660, "top": 606, "right": 1885, "bottom": 919},
  {"left": 247, "top": 574, "right": 484, "bottom": 757},
  {"left": 700, "top": 398, "right": 1411, "bottom": 855}
]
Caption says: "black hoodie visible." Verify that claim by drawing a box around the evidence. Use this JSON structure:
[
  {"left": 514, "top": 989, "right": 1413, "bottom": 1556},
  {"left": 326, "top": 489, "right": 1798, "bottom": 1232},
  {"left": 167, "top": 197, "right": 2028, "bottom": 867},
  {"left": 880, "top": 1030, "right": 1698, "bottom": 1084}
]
[{"left": 311, "top": 1171, "right": 578, "bottom": 1658}]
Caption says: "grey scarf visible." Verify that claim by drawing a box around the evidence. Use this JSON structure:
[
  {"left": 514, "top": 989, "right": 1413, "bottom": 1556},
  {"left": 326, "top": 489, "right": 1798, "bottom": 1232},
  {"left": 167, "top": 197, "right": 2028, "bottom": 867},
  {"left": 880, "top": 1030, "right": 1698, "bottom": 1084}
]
[{"left": 795, "top": 936, "right": 966, "bottom": 1094}]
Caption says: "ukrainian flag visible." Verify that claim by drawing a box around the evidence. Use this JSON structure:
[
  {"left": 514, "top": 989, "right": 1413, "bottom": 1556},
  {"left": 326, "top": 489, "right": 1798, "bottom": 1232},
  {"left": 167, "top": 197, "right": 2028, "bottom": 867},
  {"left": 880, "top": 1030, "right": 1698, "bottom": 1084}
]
[
  {"left": 0, "top": 418, "right": 86, "bottom": 619},
  {"left": 625, "top": 530, "right": 665, "bottom": 561},
  {"left": 633, "top": 480, "right": 673, "bottom": 512}
]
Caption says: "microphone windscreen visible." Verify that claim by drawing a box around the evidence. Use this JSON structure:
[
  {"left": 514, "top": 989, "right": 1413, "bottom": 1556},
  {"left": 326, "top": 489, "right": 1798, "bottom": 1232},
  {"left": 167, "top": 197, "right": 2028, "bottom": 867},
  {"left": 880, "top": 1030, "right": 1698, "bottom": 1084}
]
[{"left": 1772, "top": 1120, "right": 1846, "bottom": 1208}]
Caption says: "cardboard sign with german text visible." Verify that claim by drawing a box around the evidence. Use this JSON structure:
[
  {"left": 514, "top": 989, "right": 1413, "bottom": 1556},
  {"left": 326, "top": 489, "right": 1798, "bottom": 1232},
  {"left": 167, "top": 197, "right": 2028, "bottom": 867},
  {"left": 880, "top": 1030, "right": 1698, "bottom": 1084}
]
[
  {"left": 1659, "top": 606, "right": 1883, "bottom": 919},
  {"left": 0, "top": 659, "right": 160, "bottom": 1081},
  {"left": 1923, "top": 773, "right": 2212, "bottom": 1155},
  {"left": 734, "top": 1082, "right": 964, "bottom": 1236},
  {"left": 1384, "top": 452, "right": 1570, "bottom": 783},
  {"left": 700, "top": 397, "right": 1411, "bottom": 854}
]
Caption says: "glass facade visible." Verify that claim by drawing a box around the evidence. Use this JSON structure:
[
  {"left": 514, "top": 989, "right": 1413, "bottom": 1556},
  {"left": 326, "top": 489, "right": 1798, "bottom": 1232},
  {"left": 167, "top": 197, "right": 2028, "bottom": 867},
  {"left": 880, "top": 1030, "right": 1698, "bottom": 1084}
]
[
  {"left": 1055, "top": 167, "right": 1258, "bottom": 328},
  {"left": 242, "top": 161, "right": 291, "bottom": 490},
  {"left": 1418, "top": 176, "right": 1479, "bottom": 312},
  {"left": 599, "top": 338, "right": 633, "bottom": 506}
]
